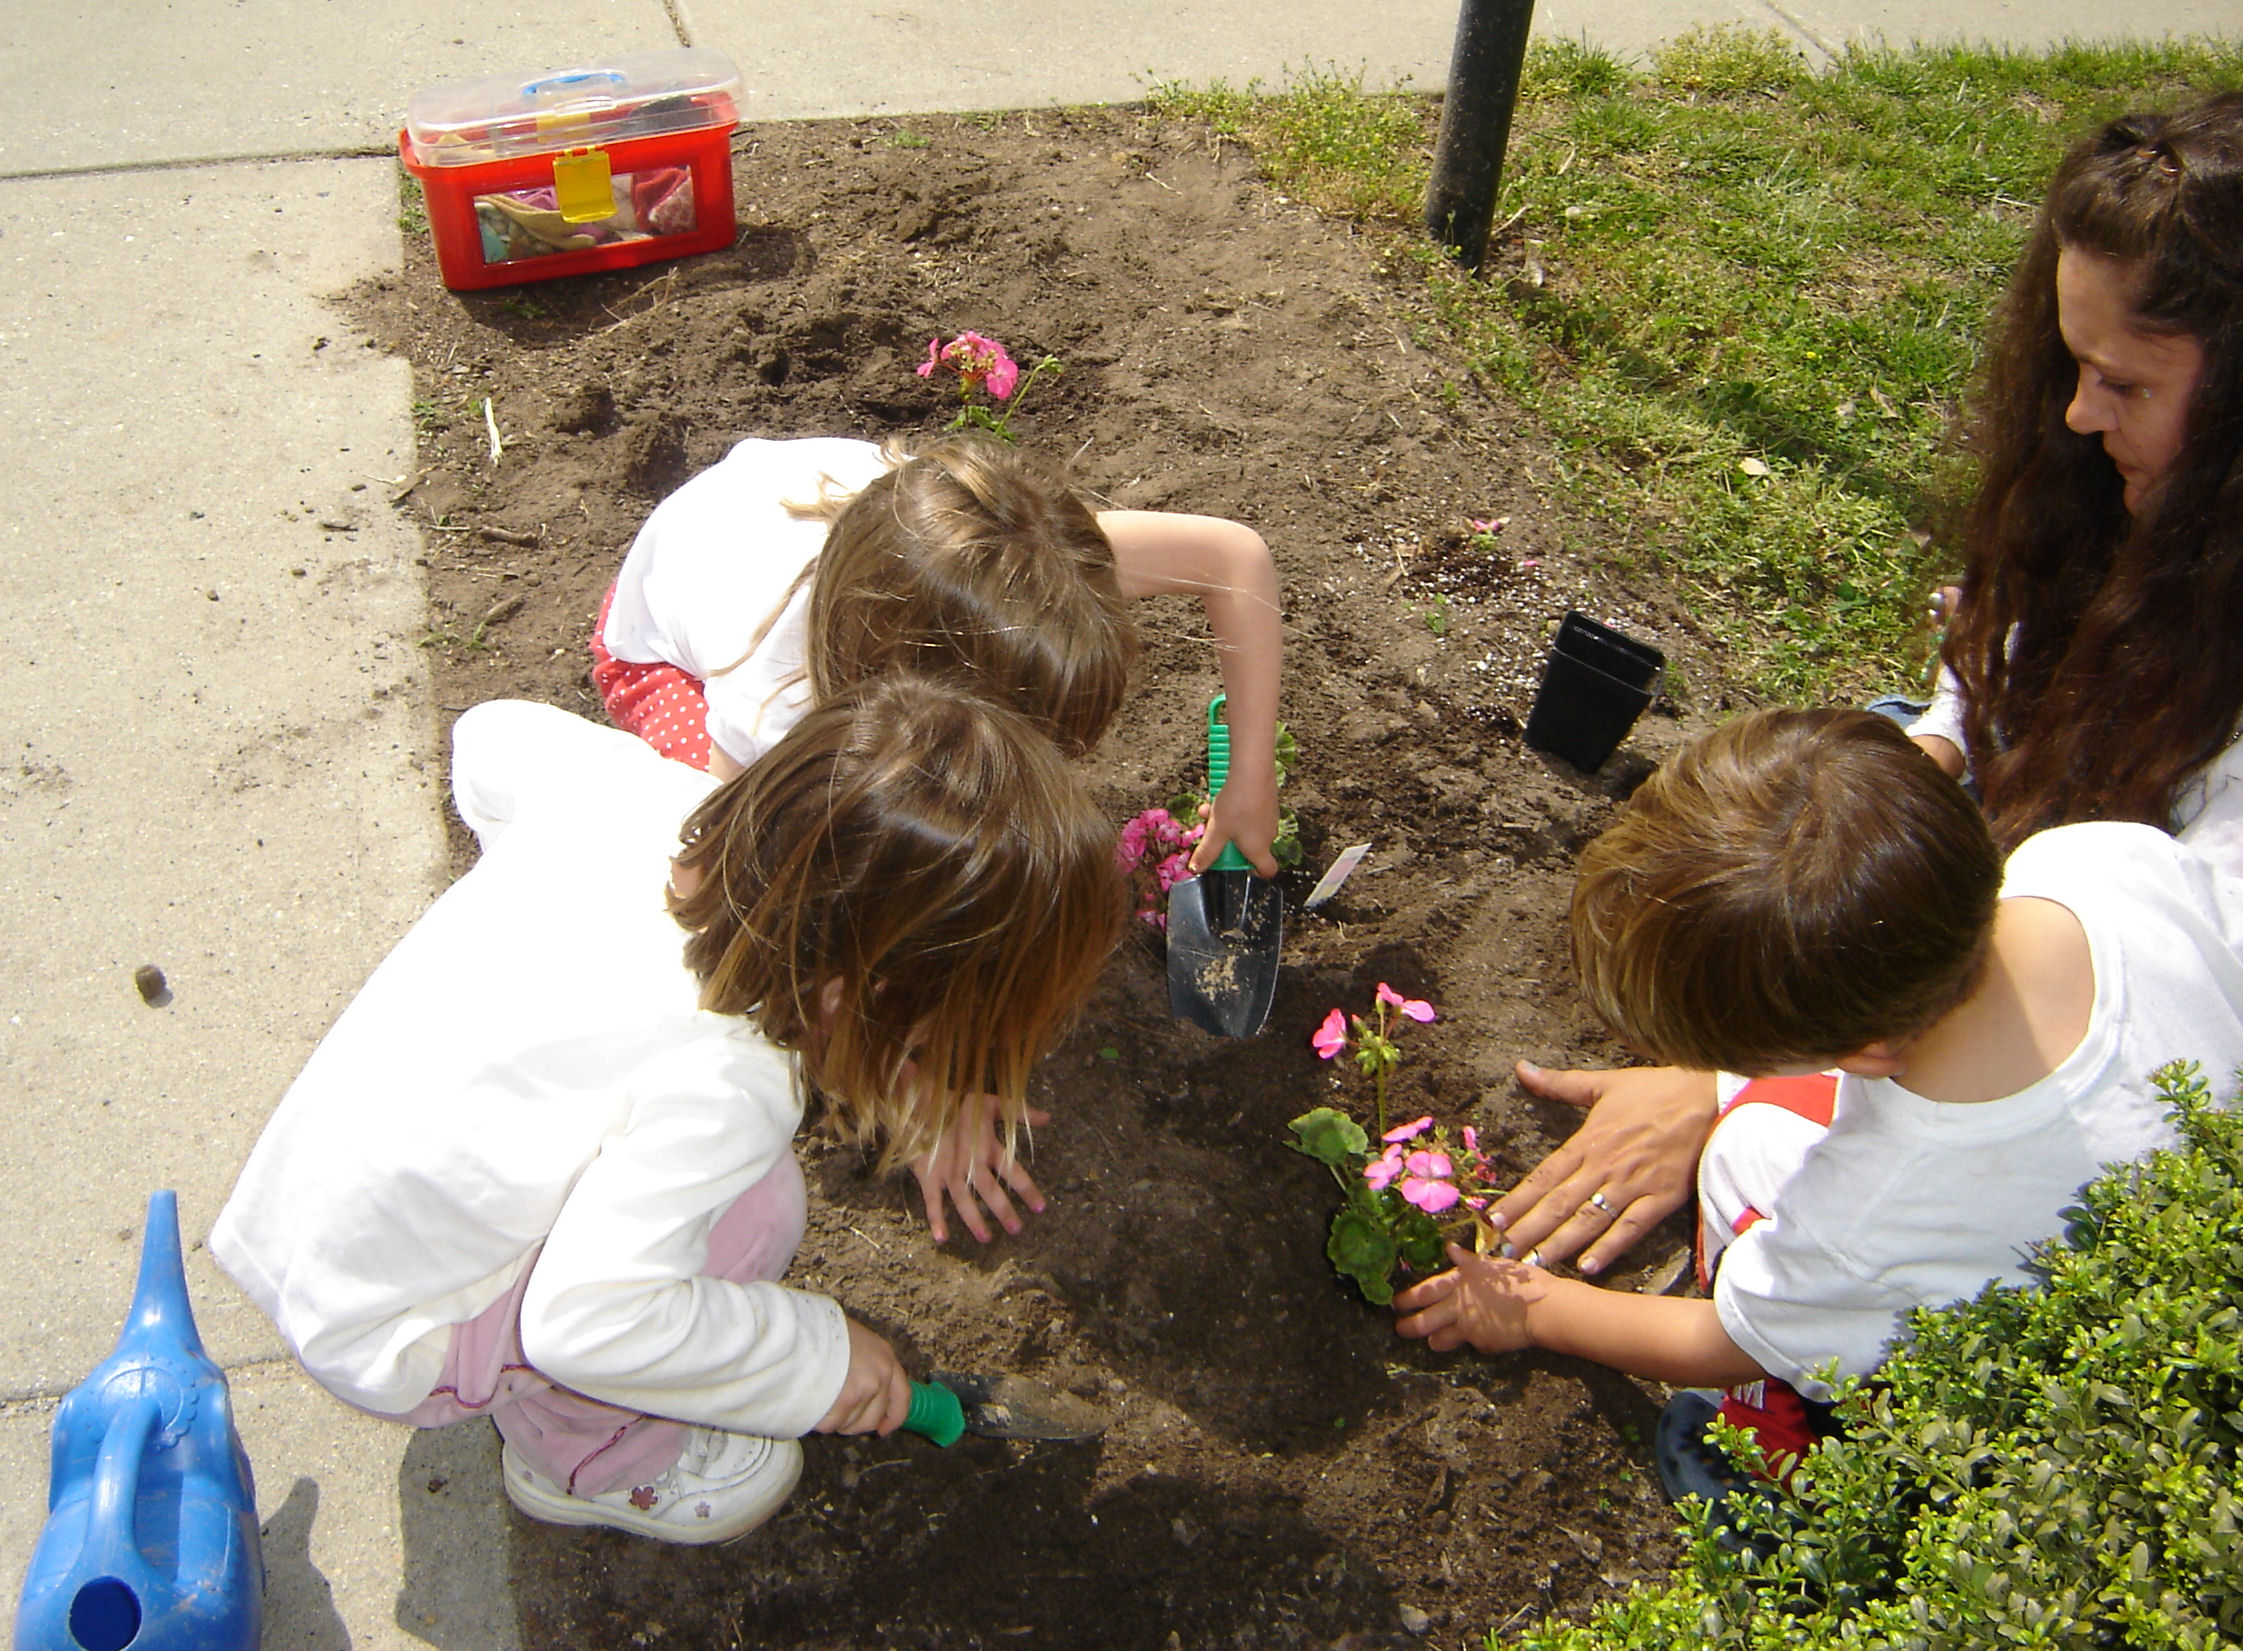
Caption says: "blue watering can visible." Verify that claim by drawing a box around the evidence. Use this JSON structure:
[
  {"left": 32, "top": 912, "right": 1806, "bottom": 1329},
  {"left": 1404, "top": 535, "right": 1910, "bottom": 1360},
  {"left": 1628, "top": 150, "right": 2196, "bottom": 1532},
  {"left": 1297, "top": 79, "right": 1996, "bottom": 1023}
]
[{"left": 13, "top": 1190, "right": 262, "bottom": 1651}]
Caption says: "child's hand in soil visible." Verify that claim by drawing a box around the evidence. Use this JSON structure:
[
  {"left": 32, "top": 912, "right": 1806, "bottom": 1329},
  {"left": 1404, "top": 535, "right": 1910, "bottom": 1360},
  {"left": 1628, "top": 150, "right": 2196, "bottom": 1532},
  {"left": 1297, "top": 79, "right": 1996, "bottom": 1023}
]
[
  {"left": 1391, "top": 1244, "right": 1548, "bottom": 1354},
  {"left": 1487, "top": 1063, "right": 1719, "bottom": 1275},
  {"left": 910, "top": 1089, "right": 1050, "bottom": 1244},
  {"left": 818, "top": 1319, "right": 914, "bottom": 1435},
  {"left": 1188, "top": 760, "right": 1280, "bottom": 878}
]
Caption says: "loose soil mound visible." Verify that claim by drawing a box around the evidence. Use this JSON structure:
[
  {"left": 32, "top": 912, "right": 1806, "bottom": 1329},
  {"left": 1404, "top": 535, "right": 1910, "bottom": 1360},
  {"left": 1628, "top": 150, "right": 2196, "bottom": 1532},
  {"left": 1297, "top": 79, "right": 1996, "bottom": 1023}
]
[{"left": 348, "top": 102, "right": 1724, "bottom": 1650}]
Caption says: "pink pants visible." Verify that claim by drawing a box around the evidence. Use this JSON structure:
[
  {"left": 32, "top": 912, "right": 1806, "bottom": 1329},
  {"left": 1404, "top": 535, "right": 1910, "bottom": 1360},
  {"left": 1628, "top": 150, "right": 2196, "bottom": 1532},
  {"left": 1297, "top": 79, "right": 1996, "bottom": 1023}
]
[
  {"left": 589, "top": 580, "right": 716, "bottom": 772},
  {"left": 366, "top": 1151, "right": 807, "bottom": 1498}
]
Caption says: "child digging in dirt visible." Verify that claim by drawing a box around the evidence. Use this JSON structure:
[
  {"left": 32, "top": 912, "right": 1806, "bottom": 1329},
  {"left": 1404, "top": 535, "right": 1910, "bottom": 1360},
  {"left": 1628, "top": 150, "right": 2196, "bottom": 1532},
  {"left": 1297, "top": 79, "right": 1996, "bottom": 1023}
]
[
  {"left": 592, "top": 432, "right": 1282, "bottom": 1240},
  {"left": 592, "top": 430, "right": 1282, "bottom": 854},
  {"left": 1391, "top": 707, "right": 2243, "bottom": 1497},
  {"left": 211, "top": 680, "right": 1124, "bottom": 1545}
]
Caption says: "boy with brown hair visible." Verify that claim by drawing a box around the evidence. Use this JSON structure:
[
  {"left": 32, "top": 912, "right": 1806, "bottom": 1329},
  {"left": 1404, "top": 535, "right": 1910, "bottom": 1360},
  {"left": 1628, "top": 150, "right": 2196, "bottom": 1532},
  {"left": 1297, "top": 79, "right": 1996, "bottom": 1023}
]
[{"left": 1394, "top": 708, "right": 2243, "bottom": 1480}]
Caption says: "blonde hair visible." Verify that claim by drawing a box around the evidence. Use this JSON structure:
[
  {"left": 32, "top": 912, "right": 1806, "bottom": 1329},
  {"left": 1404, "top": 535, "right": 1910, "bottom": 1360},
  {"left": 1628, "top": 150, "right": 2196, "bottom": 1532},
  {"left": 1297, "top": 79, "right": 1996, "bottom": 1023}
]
[
  {"left": 668, "top": 673, "right": 1127, "bottom": 1167},
  {"left": 780, "top": 434, "right": 1137, "bottom": 757},
  {"left": 1570, "top": 709, "right": 2002, "bottom": 1074}
]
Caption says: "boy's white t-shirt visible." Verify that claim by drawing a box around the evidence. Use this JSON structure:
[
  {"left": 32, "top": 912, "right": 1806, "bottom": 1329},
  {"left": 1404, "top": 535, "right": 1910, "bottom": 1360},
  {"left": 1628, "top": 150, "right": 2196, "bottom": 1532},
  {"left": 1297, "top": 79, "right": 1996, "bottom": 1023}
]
[
  {"left": 209, "top": 701, "right": 850, "bottom": 1435},
  {"left": 1713, "top": 821, "right": 2243, "bottom": 1399},
  {"left": 602, "top": 436, "right": 894, "bottom": 767}
]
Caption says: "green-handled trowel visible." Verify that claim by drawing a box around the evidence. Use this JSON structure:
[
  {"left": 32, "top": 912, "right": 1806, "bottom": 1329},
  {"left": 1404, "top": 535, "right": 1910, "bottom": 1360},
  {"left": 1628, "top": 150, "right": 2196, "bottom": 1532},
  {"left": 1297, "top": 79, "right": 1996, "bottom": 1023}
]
[
  {"left": 901, "top": 1370, "right": 1111, "bottom": 1446},
  {"left": 1164, "top": 694, "right": 1284, "bottom": 1038}
]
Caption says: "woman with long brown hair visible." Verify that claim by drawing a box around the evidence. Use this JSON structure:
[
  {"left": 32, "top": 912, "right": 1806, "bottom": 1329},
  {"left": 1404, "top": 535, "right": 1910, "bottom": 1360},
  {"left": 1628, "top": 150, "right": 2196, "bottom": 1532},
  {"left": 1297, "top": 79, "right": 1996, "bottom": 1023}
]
[
  {"left": 1913, "top": 90, "right": 2243, "bottom": 866},
  {"left": 1493, "top": 90, "right": 2243, "bottom": 1282}
]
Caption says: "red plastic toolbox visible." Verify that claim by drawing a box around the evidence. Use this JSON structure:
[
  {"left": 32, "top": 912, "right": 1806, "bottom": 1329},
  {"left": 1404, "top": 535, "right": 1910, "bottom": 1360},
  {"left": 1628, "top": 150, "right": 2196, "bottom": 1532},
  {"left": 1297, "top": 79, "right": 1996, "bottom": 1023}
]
[{"left": 401, "top": 50, "right": 742, "bottom": 291}]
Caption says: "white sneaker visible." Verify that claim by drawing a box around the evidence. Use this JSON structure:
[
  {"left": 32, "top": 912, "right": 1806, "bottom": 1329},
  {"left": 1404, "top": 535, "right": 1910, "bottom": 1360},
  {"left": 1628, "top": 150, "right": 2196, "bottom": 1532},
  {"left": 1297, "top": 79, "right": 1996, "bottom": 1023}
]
[{"left": 503, "top": 1427, "right": 802, "bottom": 1544}]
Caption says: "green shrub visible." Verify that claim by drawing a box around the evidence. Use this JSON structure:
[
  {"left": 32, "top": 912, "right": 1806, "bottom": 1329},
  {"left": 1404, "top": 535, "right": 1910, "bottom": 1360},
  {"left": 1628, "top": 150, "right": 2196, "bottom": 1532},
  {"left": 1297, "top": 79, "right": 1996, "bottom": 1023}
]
[{"left": 1509, "top": 1063, "right": 2243, "bottom": 1649}]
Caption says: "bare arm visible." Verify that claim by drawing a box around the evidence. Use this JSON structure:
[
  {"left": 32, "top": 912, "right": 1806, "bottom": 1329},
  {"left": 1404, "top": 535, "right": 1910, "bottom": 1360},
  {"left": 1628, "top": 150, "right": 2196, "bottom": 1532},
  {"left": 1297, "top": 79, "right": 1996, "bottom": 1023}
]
[
  {"left": 1393, "top": 1244, "right": 1767, "bottom": 1389},
  {"left": 1098, "top": 510, "right": 1283, "bottom": 876},
  {"left": 1913, "top": 734, "right": 1966, "bottom": 778}
]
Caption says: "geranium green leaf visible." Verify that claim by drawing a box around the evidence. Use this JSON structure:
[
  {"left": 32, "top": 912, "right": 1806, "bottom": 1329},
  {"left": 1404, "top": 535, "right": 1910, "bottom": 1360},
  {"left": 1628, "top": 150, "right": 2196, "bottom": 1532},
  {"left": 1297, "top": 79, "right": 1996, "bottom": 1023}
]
[{"left": 1289, "top": 1106, "right": 1369, "bottom": 1166}]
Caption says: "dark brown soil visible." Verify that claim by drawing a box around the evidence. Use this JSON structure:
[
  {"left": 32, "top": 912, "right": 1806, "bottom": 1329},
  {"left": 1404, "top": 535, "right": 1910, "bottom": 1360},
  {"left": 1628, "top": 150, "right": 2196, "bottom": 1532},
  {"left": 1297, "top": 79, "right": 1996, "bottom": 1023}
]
[{"left": 347, "top": 102, "right": 1727, "bottom": 1651}]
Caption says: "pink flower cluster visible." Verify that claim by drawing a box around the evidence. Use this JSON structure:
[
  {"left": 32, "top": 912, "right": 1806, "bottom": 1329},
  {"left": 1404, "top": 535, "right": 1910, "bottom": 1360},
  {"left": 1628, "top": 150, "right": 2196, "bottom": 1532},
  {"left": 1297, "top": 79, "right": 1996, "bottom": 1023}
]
[
  {"left": 1115, "top": 807, "right": 1204, "bottom": 929},
  {"left": 1311, "top": 982, "right": 1435, "bottom": 1057},
  {"left": 1363, "top": 1117, "right": 1491, "bottom": 1214},
  {"left": 916, "top": 332, "right": 1019, "bottom": 400}
]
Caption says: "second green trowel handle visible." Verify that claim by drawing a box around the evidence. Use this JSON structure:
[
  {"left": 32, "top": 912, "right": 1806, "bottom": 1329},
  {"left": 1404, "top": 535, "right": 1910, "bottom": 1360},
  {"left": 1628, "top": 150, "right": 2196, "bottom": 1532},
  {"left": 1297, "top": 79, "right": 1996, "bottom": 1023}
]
[
  {"left": 903, "top": 1378, "right": 966, "bottom": 1447},
  {"left": 1204, "top": 694, "right": 1250, "bottom": 874}
]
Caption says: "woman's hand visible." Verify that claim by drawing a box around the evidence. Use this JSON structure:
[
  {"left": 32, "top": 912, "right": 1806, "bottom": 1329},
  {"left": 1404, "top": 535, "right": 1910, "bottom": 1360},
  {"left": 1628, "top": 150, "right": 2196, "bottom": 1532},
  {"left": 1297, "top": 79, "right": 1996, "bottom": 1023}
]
[
  {"left": 816, "top": 1319, "right": 913, "bottom": 1435},
  {"left": 909, "top": 1091, "right": 1050, "bottom": 1244},
  {"left": 1488, "top": 1062, "right": 1718, "bottom": 1275}
]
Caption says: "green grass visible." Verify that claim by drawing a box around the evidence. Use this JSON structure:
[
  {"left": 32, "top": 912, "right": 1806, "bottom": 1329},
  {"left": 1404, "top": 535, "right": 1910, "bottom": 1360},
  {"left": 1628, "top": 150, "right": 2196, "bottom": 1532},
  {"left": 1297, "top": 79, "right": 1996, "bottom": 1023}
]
[
  {"left": 397, "top": 173, "right": 429, "bottom": 239},
  {"left": 1150, "top": 32, "right": 2242, "bottom": 702}
]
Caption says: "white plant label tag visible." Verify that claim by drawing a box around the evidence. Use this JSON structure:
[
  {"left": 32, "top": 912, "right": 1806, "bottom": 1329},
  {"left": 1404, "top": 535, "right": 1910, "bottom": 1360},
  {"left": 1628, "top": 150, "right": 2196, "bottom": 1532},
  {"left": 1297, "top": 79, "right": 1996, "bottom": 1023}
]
[{"left": 1303, "top": 842, "right": 1374, "bottom": 909}]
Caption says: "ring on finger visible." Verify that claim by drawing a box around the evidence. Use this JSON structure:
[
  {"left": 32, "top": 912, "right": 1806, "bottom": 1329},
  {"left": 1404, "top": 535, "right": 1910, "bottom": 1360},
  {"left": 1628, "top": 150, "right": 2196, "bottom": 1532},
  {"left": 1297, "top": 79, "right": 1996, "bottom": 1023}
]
[{"left": 1586, "top": 1190, "right": 1612, "bottom": 1214}]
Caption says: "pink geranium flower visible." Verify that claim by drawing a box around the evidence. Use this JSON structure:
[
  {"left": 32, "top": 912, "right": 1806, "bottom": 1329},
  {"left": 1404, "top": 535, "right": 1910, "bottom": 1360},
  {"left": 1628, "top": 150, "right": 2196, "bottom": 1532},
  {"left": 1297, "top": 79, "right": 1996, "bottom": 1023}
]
[
  {"left": 1405, "top": 1149, "right": 1452, "bottom": 1181},
  {"left": 1382, "top": 1115, "right": 1432, "bottom": 1144},
  {"left": 1363, "top": 1145, "right": 1404, "bottom": 1190},
  {"left": 1375, "top": 982, "right": 1437, "bottom": 1023},
  {"left": 917, "top": 332, "right": 1019, "bottom": 398},
  {"left": 1118, "top": 807, "right": 1208, "bottom": 930},
  {"left": 1312, "top": 1008, "right": 1349, "bottom": 1060},
  {"left": 1401, "top": 1176, "right": 1460, "bottom": 1213}
]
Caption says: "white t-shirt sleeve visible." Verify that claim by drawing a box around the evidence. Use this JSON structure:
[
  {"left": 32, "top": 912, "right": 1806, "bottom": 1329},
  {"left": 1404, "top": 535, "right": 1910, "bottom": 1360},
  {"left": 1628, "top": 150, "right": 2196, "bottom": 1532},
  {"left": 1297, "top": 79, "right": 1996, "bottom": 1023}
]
[
  {"left": 602, "top": 437, "right": 892, "bottom": 769},
  {"left": 2174, "top": 741, "right": 2243, "bottom": 881},
  {"left": 518, "top": 1029, "right": 851, "bottom": 1438},
  {"left": 450, "top": 699, "right": 658, "bottom": 852},
  {"left": 1713, "top": 1210, "right": 1923, "bottom": 1400}
]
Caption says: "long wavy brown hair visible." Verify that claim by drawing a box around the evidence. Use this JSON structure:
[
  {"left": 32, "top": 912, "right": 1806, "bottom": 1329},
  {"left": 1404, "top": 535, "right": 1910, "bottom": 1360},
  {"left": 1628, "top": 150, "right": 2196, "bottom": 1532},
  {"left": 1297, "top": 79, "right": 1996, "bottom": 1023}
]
[
  {"left": 667, "top": 674, "right": 1126, "bottom": 1169},
  {"left": 1943, "top": 91, "right": 2243, "bottom": 851}
]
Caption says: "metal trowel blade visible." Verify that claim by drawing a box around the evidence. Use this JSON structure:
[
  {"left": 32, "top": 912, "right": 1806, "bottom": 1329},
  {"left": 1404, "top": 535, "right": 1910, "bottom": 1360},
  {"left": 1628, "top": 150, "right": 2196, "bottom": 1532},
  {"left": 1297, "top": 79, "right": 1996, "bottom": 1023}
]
[{"left": 928, "top": 1370, "right": 1112, "bottom": 1441}]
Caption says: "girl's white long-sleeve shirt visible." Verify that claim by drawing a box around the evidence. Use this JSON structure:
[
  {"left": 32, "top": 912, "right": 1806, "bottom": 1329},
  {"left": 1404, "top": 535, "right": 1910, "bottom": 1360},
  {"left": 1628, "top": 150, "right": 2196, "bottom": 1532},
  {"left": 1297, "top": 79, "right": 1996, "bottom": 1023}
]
[{"left": 210, "top": 700, "right": 850, "bottom": 1436}]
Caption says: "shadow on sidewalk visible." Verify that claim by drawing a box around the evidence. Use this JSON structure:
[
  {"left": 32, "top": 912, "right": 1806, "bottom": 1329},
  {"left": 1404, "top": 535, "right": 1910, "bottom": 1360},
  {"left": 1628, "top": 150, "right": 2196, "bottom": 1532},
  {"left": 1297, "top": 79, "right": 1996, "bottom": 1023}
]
[{"left": 260, "top": 1477, "right": 349, "bottom": 1650}]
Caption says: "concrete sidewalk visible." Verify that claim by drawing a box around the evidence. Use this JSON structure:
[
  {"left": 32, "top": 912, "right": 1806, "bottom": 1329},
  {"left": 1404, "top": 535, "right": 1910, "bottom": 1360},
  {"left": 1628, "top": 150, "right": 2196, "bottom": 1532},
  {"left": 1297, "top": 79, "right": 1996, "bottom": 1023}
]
[{"left": 1, "top": 3, "right": 2230, "bottom": 1645}]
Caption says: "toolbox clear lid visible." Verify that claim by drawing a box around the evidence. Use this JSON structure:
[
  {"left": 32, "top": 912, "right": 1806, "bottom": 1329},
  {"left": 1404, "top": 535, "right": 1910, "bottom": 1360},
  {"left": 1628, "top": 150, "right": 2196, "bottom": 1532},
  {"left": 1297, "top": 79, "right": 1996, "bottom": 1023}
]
[{"left": 403, "top": 48, "right": 742, "bottom": 164}]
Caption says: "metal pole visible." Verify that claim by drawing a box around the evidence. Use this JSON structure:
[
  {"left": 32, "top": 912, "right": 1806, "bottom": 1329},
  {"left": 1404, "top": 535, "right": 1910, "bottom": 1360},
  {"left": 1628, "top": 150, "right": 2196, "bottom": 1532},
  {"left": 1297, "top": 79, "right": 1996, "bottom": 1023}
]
[{"left": 1424, "top": 0, "right": 1536, "bottom": 271}]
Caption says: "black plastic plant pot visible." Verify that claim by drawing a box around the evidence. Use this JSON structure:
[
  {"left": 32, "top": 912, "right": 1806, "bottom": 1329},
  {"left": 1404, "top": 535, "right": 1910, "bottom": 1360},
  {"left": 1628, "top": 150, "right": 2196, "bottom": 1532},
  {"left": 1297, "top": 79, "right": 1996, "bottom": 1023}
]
[{"left": 1524, "top": 610, "right": 1664, "bottom": 773}]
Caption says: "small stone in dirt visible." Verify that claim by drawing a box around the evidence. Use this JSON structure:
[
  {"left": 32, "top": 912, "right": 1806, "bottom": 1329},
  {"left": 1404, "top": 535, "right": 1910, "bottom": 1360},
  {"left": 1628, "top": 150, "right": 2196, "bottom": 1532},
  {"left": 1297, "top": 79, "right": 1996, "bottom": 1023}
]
[
  {"left": 1170, "top": 1515, "right": 1199, "bottom": 1547},
  {"left": 134, "top": 964, "right": 171, "bottom": 1007},
  {"left": 1398, "top": 1604, "right": 1433, "bottom": 1636}
]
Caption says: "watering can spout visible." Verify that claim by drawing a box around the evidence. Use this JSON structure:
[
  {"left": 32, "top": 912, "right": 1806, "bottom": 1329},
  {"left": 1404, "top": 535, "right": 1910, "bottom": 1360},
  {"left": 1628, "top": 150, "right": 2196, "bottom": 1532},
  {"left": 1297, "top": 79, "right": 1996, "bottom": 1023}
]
[
  {"left": 118, "top": 1188, "right": 205, "bottom": 1362},
  {"left": 12, "top": 1189, "right": 263, "bottom": 1651}
]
